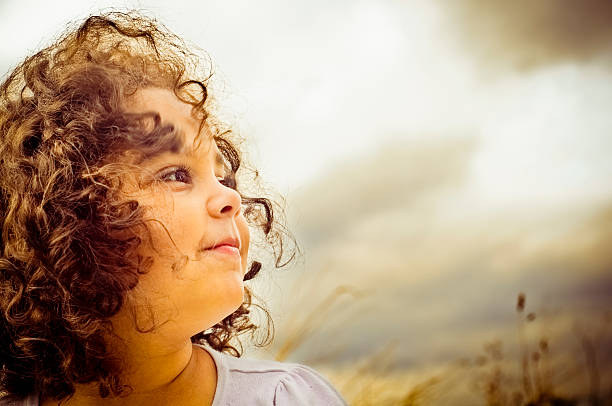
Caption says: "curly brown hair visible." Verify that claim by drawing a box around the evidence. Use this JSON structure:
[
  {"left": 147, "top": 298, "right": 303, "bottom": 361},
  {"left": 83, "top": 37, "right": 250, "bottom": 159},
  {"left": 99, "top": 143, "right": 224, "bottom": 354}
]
[{"left": 0, "top": 11, "right": 290, "bottom": 402}]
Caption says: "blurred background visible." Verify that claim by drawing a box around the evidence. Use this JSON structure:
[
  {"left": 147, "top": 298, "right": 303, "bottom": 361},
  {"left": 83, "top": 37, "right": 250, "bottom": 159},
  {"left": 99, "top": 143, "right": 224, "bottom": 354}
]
[{"left": 2, "top": 1, "right": 611, "bottom": 404}]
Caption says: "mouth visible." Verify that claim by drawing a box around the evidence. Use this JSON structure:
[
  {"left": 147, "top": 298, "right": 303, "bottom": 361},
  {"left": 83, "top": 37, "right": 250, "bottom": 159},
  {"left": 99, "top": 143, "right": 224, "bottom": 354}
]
[{"left": 202, "top": 237, "right": 241, "bottom": 257}]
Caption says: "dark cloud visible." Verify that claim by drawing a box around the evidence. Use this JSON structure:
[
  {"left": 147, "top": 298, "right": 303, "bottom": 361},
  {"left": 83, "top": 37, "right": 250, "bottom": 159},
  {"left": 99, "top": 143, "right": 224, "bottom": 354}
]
[
  {"left": 270, "top": 135, "right": 612, "bottom": 377},
  {"left": 289, "top": 136, "right": 478, "bottom": 246},
  {"left": 278, "top": 199, "right": 612, "bottom": 370},
  {"left": 441, "top": 0, "right": 612, "bottom": 70}
]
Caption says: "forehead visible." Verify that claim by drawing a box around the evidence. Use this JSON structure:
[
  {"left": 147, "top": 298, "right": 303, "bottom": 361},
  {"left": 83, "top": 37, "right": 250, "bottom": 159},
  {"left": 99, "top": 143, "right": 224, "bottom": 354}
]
[
  {"left": 127, "top": 87, "right": 218, "bottom": 157},
  {"left": 129, "top": 87, "right": 206, "bottom": 136}
]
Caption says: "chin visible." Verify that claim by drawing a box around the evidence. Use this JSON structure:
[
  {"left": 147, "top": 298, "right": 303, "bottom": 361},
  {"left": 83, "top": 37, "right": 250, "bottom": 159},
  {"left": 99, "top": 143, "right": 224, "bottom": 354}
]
[
  {"left": 224, "top": 278, "right": 246, "bottom": 314},
  {"left": 232, "top": 282, "right": 246, "bottom": 308},
  {"left": 190, "top": 295, "right": 245, "bottom": 337}
]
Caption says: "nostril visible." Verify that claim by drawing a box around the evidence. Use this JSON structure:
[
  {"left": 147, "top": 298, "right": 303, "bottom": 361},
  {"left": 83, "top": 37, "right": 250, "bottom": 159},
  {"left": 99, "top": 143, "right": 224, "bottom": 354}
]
[{"left": 220, "top": 205, "right": 233, "bottom": 214}]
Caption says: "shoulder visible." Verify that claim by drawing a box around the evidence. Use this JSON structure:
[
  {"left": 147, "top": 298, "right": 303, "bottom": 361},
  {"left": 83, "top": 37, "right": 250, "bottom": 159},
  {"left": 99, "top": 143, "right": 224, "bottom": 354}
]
[
  {"left": 199, "top": 345, "right": 348, "bottom": 406},
  {"left": 271, "top": 363, "right": 348, "bottom": 406}
]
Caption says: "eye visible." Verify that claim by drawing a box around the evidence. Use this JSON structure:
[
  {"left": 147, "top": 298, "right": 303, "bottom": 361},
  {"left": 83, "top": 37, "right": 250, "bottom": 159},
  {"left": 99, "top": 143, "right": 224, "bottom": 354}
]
[
  {"left": 159, "top": 166, "right": 192, "bottom": 184},
  {"left": 218, "top": 173, "right": 237, "bottom": 190}
]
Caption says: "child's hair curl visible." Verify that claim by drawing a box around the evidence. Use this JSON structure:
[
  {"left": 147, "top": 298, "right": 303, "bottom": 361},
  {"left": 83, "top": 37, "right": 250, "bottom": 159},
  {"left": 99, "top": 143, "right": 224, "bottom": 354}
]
[{"left": 0, "top": 11, "right": 288, "bottom": 402}]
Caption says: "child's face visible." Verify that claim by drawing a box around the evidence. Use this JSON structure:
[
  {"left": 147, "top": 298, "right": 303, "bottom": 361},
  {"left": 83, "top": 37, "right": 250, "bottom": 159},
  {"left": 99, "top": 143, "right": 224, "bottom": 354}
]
[{"left": 114, "top": 88, "right": 250, "bottom": 340}]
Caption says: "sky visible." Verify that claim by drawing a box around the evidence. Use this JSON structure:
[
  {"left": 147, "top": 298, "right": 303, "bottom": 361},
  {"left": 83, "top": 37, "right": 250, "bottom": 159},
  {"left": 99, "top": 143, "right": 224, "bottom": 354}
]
[
  {"left": 2, "top": 0, "right": 612, "bottom": 201},
  {"left": 2, "top": 0, "right": 612, "bottom": 400}
]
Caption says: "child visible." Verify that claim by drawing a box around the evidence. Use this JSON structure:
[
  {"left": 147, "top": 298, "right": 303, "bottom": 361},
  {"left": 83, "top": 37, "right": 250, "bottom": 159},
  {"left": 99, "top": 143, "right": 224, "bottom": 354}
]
[{"left": 0, "top": 12, "right": 347, "bottom": 406}]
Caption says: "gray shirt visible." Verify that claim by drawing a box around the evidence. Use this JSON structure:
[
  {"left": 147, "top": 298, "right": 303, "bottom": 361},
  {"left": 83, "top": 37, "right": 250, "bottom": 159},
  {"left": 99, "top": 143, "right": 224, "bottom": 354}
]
[{"left": 0, "top": 345, "right": 348, "bottom": 405}]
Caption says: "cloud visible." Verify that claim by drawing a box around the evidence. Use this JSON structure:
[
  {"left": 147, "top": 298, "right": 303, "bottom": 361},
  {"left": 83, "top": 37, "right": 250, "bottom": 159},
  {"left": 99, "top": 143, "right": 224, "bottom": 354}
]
[
  {"left": 262, "top": 136, "right": 612, "bottom": 372},
  {"left": 288, "top": 136, "right": 479, "bottom": 247},
  {"left": 276, "top": 205, "right": 612, "bottom": 367},
  {"left": 440, "top": 0, "right": 612, "bottom": 70}
]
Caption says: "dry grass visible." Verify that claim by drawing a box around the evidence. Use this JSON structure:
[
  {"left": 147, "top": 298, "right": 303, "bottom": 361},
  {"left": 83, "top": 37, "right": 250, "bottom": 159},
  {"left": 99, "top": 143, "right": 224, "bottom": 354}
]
[{"left": 274, "top": 291, "right": 612, "bottom": 405}]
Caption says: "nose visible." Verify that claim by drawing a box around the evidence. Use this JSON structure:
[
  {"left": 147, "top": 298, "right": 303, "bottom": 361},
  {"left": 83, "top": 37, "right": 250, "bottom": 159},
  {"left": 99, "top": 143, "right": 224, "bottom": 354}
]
[{"left": 207, "top": 180, "right": 242, "bottom": 218}]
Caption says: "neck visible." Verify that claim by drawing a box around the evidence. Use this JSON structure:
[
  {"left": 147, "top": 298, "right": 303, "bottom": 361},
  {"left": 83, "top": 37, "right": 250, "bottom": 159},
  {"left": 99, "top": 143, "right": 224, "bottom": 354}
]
[
  {"left": 116, "top": 337, "right": 197, "bottom": 393},
  {"left": 42, "top": 340, "right": 217, "bottom": 406}
]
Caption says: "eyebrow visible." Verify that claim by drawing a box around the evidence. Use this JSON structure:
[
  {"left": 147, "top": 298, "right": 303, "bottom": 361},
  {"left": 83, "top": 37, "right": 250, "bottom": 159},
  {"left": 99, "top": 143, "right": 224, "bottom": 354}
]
[
  {"left": 173, "top": 128, "right": 226, "bottom": 170},
  {"left": 137, "top": 124, "right": 226, "bottom": 172}
]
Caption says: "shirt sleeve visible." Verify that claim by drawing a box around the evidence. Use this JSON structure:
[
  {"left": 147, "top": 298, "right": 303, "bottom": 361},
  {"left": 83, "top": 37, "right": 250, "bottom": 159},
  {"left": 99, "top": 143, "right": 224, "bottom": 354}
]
[{"left": 273, "top": 365, "right": 348, "bottom": 406}]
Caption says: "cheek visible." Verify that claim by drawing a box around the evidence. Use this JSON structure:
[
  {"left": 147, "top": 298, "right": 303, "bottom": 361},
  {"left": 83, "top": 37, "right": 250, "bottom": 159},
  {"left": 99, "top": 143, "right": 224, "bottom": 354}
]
[{"left": 137, "top": 198, "right": 197, "bottom": 262}]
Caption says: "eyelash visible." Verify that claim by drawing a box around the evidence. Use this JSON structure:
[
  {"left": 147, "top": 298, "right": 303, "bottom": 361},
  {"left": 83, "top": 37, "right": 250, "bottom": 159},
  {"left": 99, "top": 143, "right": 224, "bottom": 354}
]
[
  {"left": 159, "top": 165, "right": 193, "bottom": 184},
  {"left": 158, "top": 165, "right": 236, "bottom": 189}
]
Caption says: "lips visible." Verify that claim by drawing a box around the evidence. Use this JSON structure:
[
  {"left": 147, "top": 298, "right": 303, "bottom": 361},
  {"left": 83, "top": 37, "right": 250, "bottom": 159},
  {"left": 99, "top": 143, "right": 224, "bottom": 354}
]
[
  {"left": 203, "top": 237, "right": 240, "bottom": 257},
  {"left": 203, "top": 237, "right": 240, "bottom": 251}
]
